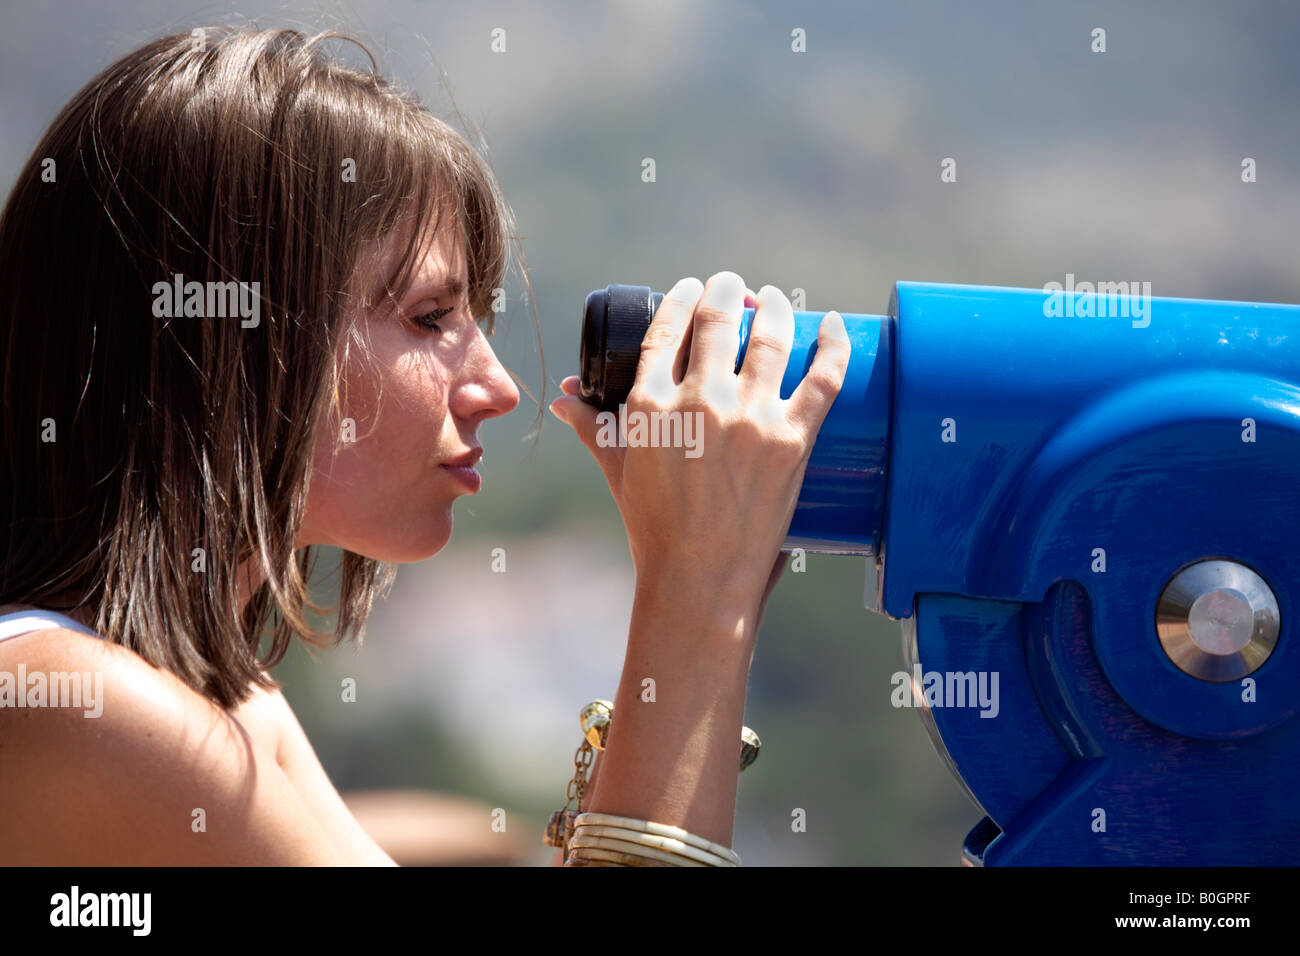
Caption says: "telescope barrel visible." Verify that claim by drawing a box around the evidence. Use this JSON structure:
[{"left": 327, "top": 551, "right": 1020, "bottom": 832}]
[{"left": 579, "top": 283, "right": 892, "bottom": 555}]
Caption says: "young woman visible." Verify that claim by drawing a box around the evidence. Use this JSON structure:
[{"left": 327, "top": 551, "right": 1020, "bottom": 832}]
[{"left": 0, "top": 26, "right": 848, "bottom": 865}]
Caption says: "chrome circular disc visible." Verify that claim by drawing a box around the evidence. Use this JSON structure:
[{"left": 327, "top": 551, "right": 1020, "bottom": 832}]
[{"left": 1156, "top": 559, "right": 1280, "bottom": 682}]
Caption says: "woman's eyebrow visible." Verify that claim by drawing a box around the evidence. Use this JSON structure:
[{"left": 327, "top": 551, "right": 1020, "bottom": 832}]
[{"left": 409, "top": 276, "right": 467, "bottom": 301}]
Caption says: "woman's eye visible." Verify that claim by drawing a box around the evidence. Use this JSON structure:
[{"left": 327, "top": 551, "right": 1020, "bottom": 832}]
[{"left": 414, "top": 306, "right": 455, "bottom": 332}]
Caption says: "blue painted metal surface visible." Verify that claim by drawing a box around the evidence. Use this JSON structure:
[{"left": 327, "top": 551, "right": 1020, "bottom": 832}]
[
  {"left": 598, "top": 279, "right": 1300, "bottom": 863},
  {"left": 732, "top": 305, "right": 891, "bottom": 555},
  {"left": 764, "top": 281, "right": 1300, "bottom": 864}
]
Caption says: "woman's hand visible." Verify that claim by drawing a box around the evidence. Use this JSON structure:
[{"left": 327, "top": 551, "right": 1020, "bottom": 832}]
[{"left": 550, "top": 272, "right": 849, "bottom": 620}]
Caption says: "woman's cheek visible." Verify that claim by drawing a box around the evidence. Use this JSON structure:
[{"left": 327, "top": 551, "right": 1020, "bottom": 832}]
[
  {"left": 299, "top": 334, "right": 457, "bottom": 556},
  {"left": 392, "top": 352, "right": 451, "bottom": 464}
]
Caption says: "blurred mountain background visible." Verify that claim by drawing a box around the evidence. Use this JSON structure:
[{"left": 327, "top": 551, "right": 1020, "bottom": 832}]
[{"left": 2, "top": 0, "right": 1296, "bottom": 864}]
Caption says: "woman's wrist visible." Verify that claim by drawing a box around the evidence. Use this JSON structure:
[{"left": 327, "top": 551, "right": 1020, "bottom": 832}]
[
  {"left": 630, "top": 561, "right": 765, "bottom": 651},
  {"left": 580, "top": 576, "right": 758, "bottom": 849}
]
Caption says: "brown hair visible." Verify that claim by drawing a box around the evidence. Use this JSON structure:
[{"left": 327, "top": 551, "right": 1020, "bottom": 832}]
[{"left": 0, "top": 26, "right": 536, "bottom": 708}]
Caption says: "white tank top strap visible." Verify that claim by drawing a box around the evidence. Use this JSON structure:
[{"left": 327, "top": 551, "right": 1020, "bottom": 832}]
[{"left": 0, "top": 608, "right": 101, "bottom": 643}]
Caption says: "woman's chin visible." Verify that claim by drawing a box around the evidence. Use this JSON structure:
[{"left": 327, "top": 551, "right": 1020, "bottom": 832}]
[{"left": 346, "top": 513, "right": 454, "bottom": 563}]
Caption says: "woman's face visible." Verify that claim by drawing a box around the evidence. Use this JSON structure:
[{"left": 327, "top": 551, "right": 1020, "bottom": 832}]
[{"left": 299, "top": 220, "right": 520, "bottom": 561}]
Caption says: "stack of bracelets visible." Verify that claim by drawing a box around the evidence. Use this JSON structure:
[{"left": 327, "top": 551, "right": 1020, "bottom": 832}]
[{"left": 543, "top": 699, "right": 761, "bottom": 867}]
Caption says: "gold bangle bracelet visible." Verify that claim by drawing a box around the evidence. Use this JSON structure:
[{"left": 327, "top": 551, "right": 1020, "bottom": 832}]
[
  {"left": 572, "top": 825, "right": 734, "bottom": 866},
  {"left": 574, "top": 812, "right": 741, "bottom": 865},
  {"left": 581, "top": 700, "right": 762, "bottom": 773}
]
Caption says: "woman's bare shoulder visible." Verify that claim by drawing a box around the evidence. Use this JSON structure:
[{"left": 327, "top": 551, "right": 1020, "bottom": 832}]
[
  {"left": 0, "top": 627, "right": 344, "bottom": 865},
  {"left": 0, "top": 625, "right": 223, "bottom": 737}
]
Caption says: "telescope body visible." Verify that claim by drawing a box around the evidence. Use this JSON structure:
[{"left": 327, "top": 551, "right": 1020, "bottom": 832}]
[{"left": 580, "top": 280, "right": 1300, "bottom": 864}]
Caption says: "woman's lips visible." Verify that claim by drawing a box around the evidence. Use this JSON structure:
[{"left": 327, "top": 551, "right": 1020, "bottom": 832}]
[{"left": 440, "top": 463, "right": 481, "bottom": 493}]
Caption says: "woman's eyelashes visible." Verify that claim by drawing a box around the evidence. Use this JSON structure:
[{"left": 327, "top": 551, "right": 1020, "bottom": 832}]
[{"left": 413, "top": 305, "right": 455, "bottom": 332}]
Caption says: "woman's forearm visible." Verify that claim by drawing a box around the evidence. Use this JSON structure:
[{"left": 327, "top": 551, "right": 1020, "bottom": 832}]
[{"left": 580, "top": 569, "right": 761, "bottom": 851}]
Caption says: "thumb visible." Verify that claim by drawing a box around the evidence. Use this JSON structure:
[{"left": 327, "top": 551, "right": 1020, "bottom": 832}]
[{"left": 550, "top": 381, "right": 625, "bottom": 486}]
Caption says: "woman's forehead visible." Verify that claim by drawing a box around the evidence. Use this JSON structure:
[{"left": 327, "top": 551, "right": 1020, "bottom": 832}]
[
  {"left": 359, "top": 216, "right": 467, "bottom": 302},
  {"left": 408, "top": 223, "right": 467, "bottom": 284}
]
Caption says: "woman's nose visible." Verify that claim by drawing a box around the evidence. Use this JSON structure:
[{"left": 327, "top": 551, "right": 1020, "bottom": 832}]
[{"left": 454, "top": 330, "right": 520, "bottom": 421}]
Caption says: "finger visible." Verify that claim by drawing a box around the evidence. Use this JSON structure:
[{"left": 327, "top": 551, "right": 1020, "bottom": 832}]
[
  {"left": 787, "top": 311, "right": 851, "bottom": 433},
  {"left": 636, "top": 277, "right": 703, "bottom": 397},
  {"left": 738, "top": 285, "right": 794, "bottom": 400},
  {"left": 683, "top": 271, "right": 747, "bottom": 388},
  {"left": 656, "top": 282, "right": 756, "bottom": 391},
  {"left": 560, "top": 375, "right": 580, "bottom": 396},
  {"left": 549, "top": 393, "right": 625, "bottom": 487},
  {"left": 674, "top": 289, "right": 753, "bottom": 388},
  {"left": 662, "top": 288, "right": 753, "bottom": 389}
]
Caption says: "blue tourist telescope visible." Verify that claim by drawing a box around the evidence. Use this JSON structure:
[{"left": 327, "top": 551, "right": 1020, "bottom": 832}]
[{"left": 579, "top": 280, "right": 1300, "bottom": 865}]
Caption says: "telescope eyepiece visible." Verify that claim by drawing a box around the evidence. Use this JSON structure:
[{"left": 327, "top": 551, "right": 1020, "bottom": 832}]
[{"left": 579, "top": 284, "right": 664, "bottom": 411}]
